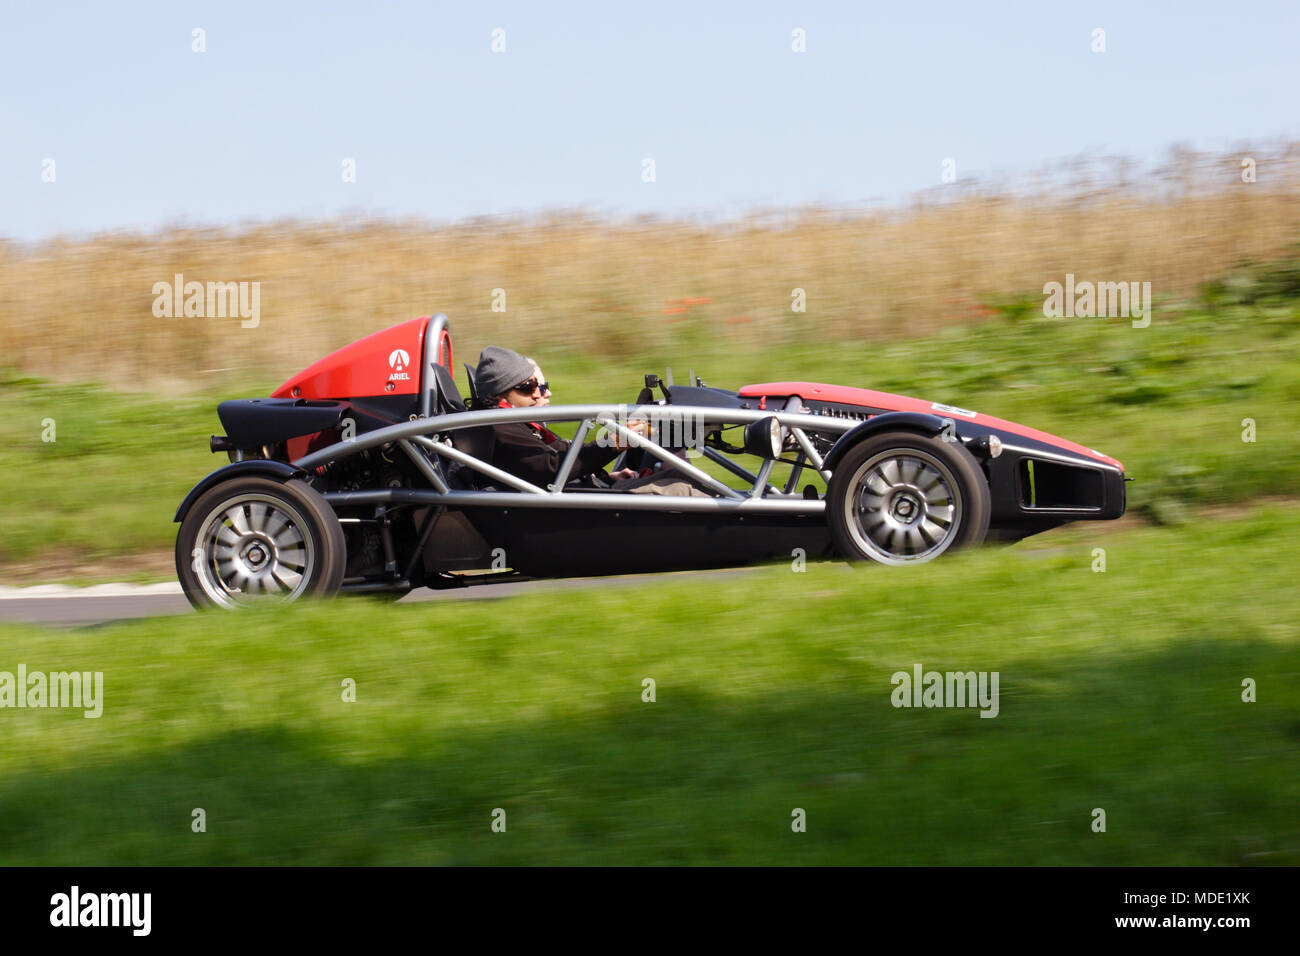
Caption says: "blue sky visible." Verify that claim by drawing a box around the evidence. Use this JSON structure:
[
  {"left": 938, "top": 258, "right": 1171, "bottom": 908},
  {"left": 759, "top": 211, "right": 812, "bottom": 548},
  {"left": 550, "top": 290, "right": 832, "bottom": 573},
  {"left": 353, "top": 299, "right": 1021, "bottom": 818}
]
[{"left": 2, "top": 1, "right": 1296, "bottom": 240}]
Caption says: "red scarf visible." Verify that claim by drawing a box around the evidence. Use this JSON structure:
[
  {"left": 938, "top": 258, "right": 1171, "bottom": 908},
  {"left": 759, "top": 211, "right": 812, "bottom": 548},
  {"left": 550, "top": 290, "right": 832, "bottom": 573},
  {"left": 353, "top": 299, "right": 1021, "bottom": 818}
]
[{"left": 497, "top": 398, "right": 559, "bottom": 443}]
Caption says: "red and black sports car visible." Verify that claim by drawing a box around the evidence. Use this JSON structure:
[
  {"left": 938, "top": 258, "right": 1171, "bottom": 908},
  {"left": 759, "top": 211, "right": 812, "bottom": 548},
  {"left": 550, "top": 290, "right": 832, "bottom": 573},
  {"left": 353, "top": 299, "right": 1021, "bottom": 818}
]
[{"left": 174, "top": 314, "right": 1126, "bottom": 608}]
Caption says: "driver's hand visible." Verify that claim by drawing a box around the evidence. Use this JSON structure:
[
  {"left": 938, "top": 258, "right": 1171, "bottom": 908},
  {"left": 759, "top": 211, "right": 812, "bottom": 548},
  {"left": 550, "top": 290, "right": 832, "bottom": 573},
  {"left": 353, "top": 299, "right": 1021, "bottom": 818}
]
[
  {"left": 609, "top": 468, "right": 638, "bottom": 481},
  {"left": 612, "top": 419, "right": 649, "bottom": 450}
]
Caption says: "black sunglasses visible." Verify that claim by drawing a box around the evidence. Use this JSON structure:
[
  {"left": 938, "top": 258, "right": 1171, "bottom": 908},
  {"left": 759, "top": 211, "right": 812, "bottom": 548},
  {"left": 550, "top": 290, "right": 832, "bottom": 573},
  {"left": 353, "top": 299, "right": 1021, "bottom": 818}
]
[{"left": 511, "top": 378, "right": 550, "bottom": 394}]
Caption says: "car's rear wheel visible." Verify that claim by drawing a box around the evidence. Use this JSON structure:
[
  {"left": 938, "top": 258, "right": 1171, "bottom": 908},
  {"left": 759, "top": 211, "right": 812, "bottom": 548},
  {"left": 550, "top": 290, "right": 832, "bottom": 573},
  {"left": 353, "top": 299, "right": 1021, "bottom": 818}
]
[
  {"left": 827, "top": 431, "right": 990, "bottom": 565},
  {"left": 176, "top": 477, "right": 346, "bottom": 609}
]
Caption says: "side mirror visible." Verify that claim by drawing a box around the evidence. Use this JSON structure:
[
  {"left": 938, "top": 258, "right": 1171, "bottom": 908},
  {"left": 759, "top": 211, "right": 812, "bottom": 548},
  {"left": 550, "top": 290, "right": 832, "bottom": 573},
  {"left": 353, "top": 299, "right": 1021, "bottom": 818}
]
[{"left": 645, "top": 372, "right": 670, "bottom": 402}]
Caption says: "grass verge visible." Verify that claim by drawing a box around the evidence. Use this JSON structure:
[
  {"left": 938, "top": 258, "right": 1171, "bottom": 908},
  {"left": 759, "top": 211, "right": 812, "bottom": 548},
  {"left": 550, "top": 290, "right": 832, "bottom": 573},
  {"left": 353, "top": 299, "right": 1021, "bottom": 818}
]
[{"left": 0, "top": 505, "right": 1296, "bottom": 865}]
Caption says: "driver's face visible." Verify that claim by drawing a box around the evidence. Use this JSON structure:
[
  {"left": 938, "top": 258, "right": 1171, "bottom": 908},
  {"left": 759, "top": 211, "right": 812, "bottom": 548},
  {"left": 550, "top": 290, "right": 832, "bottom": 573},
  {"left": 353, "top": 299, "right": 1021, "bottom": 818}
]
[
  {"left": 504, "top": 367, "right": 548, "bottom": 408},
  {"left": 502, "top": 386, "right": 538, "bottom": 408},
  {"left": 530, "top": 365, "right": 550, "bottom": 406}
]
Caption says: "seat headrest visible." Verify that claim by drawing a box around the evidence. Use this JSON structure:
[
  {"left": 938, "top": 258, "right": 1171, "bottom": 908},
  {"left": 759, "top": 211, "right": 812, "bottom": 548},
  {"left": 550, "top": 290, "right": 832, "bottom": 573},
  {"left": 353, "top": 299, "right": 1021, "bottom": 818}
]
[
  {"left": 431, "top": 363, "right": 466, "bottom": 413},
  {"left": 463, "top": 363, "right": 479, "bottom": 404}
]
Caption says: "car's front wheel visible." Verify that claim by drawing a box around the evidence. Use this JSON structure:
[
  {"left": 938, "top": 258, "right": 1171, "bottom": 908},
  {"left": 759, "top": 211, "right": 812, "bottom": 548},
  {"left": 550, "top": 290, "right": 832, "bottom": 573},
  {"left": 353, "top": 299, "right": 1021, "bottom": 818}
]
[
  {"left": 176, "top": 477, "right": 346, "bottom": 609},
  {"left": 826, "top": 431, "right": 990, "bottom": 565}
]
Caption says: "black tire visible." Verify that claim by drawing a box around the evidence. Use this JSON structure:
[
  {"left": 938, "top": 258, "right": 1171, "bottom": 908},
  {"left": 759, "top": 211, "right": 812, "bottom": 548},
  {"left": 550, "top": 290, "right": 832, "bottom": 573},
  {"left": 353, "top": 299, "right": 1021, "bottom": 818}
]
[
  {"left": 826, "top": 430, "right": 991, "bottom": 565},
  {"left": 176, "top": 477, "right": 346, "bottom": 609}
]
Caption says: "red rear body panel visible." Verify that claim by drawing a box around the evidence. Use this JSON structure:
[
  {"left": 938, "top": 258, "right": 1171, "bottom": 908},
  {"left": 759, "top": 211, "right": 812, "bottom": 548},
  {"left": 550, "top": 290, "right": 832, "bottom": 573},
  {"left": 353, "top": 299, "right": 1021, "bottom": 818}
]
[
  {"left": 272, "top": 317, "right": 452, "bottom": 400},
  {"left": 271, "top": 316, "right": 453, "bottom": 462},
  {"left": 739, "top": 381, "right": 1123, "bottom": 471}
]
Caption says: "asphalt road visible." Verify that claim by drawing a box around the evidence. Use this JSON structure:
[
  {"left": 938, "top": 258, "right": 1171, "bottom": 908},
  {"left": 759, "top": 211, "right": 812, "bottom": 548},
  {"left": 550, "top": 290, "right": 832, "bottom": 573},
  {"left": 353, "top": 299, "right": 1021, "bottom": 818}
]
[{"left": 0, "top": 569, "right": 755, "bottom": 628}]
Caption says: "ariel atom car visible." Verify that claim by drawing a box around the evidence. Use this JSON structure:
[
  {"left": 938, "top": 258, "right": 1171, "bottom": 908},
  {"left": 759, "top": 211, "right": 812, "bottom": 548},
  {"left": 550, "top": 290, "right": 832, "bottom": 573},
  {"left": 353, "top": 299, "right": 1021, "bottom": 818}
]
[{"left": 173, "top": 314, "right": 1127, "bottom": 609}]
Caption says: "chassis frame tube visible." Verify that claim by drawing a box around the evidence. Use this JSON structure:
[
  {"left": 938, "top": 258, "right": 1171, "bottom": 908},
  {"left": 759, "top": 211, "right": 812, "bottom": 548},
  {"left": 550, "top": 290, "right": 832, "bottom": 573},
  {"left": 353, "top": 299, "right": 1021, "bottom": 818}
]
[
  {"left": 409, "top": 434, "right": 549, "bottom": 495},
  {"left": 295, "top": 403, "right": 853, "bottom": 472},
  {"left": 323, "top": 487, "right": 826, "bottom": 514},
  {"left": 595, "top": 415, "right": 743, "bottom": 499}
]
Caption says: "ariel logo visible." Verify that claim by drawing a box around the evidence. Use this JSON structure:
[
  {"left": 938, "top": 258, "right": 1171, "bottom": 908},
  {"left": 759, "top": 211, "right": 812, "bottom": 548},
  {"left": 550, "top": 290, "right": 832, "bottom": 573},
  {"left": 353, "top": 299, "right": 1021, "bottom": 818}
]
[{"left": 388, "top": 349, "right": 410, "bottom": 372}]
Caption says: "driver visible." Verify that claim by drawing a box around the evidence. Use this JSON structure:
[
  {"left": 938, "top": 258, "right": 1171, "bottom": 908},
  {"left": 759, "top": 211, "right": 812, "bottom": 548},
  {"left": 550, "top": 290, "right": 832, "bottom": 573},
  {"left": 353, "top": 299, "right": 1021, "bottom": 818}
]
[
  {"left": 472, "top": 346, "right": 623, "bottom": 488},
  {"left": 471, "top": 346, "right": 708, "bottom": 496}
]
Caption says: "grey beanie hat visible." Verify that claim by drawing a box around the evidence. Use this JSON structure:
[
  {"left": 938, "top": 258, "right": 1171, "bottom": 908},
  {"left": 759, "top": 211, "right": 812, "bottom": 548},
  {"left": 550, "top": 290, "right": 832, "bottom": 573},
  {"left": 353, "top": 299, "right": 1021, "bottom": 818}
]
[{"left": 474, "top": 345, "right": 535, "bottom": 401}]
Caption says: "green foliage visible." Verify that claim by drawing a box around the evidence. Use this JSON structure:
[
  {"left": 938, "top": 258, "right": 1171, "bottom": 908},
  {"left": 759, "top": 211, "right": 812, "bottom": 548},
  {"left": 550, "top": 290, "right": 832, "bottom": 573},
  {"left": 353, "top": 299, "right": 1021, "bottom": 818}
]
[
  {"left": 987, "top": 294, "right": 1043, "bottom": 324},
  {"left": 1201, "top": 251, "right": 1300, "bottom": 307}
]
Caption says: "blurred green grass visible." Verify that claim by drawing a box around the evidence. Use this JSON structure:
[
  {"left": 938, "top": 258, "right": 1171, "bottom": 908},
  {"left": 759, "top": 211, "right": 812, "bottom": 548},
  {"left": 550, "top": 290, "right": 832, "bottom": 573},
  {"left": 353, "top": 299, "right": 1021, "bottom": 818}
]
[
  {"left": 0, "top": 505, "right": 1296, "bottom": 864},
  {"left": 2, "top": 257, "right": 1298, "bottom": 575}
]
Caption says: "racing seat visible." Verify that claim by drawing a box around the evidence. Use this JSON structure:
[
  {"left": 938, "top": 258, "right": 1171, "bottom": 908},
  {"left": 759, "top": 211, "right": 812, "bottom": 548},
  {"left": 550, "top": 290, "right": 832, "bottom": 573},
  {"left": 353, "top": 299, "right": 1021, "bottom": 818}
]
[
  {"left": 447, "top": 426, "right": 496, "bottom": 488},
  {"left": 430, "top": 363, "right": 467, "bottom": 415},
  {"left": 423, "top": 363, "right": 496, "bottom": 489},
  {"left": 463, "top": 364, "right": 479, "bottom": 405}
]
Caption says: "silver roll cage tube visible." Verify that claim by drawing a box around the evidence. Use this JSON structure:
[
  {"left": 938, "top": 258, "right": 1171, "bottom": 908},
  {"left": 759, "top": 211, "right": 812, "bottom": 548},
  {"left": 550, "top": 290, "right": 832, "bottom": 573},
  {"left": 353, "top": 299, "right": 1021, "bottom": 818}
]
[{"left": 295, "top": 314, "right": 853, "bottom": 515}]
